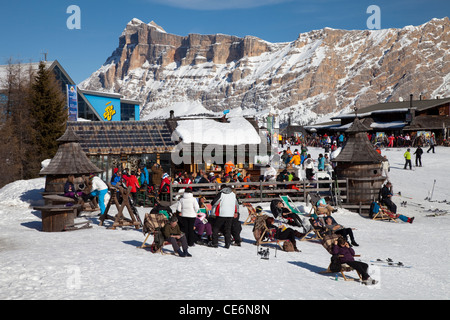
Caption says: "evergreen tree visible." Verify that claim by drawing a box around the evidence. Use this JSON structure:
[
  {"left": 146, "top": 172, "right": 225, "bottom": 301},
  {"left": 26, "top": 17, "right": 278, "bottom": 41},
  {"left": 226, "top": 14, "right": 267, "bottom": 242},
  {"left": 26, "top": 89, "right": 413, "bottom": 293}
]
[
  {"left": 28, "top": 61, "right": 67, "bottom": 166},
  {"left": 0, "top": 60, "right": 35, "bottom": 186}
]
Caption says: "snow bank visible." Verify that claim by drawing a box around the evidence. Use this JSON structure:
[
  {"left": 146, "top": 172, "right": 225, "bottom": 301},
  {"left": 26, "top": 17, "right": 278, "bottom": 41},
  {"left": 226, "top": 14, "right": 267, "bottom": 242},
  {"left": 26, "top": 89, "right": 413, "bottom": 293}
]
[{"left": 173, "top": 116, "right": 261, "bottom": 145}]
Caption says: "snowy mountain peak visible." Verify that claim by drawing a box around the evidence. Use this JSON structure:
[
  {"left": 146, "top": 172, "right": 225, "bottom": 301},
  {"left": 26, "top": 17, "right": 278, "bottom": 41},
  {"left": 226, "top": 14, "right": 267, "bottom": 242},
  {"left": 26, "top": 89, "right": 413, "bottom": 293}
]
[{"left": 80, "top": 17, "right": 450, "bottom": 124}]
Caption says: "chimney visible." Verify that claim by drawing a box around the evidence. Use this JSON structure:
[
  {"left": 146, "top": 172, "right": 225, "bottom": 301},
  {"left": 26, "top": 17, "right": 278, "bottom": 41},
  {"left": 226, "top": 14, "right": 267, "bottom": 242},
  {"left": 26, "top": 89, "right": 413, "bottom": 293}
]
[
  {"left": 410, "top": 94, "right": 413, "bottom": 108},
  {"left": 169, "top": 110, "right": 174, "bottom": 119}
]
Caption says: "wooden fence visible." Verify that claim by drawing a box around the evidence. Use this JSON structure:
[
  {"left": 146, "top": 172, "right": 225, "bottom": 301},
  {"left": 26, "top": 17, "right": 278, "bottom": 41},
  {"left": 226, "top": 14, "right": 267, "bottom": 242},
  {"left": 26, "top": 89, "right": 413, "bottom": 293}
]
[
  {"left": 168, "top": 179, "right": 347, "bottom": 204},
  {"left": 167, "top": 179, "right": 382, "bottom": 214}
]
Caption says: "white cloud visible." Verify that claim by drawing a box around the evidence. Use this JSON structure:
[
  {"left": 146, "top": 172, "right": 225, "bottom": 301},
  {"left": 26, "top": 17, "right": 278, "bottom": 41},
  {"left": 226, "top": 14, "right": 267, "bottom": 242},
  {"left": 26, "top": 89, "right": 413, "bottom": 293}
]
[{"left": 148, "top": 0, "right": 293, "bottom": 10}]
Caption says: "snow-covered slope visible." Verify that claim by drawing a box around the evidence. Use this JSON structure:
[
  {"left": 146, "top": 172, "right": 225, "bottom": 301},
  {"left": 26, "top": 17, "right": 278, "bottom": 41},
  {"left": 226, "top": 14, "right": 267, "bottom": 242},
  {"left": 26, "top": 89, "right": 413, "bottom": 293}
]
[
  {"left": 1, "top": 147, "right": 450, "bottom": 300},
  {"left": 80, "top": 17, "right": 450, "bottom": 125}
]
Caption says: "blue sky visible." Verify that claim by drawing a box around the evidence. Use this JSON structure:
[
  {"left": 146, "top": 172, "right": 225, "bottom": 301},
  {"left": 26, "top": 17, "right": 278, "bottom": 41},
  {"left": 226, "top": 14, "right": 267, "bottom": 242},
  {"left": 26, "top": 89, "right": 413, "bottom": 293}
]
[{"left": 0, "top": 0, "right": 448, "bottom": 84}]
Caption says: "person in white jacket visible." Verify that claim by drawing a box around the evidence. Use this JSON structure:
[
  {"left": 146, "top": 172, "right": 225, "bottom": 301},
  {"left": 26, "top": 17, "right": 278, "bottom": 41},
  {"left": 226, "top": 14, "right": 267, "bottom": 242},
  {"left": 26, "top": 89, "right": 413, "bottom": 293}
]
[
  {"left": 210, "top": 185, "right": 239, "bottom": 248},
  {"left": 89, "top": 174, "right": 108, "bottom": 217},
  {"left": 176, "top": 189, "right": 199, "bottom": 246}
]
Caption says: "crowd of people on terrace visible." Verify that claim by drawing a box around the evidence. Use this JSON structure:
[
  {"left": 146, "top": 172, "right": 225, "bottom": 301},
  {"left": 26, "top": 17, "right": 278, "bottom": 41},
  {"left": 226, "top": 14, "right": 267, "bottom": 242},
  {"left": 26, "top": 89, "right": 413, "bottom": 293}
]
[{"left": 280, "top": 130, "right": 440, "bottom": 149}]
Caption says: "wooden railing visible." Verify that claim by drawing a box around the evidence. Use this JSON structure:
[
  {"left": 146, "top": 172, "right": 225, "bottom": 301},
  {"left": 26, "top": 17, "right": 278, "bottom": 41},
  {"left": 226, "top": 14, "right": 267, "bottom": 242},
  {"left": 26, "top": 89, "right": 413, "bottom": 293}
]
[{"left": 168, "top": 179, "right": 349, "bottom": 205}]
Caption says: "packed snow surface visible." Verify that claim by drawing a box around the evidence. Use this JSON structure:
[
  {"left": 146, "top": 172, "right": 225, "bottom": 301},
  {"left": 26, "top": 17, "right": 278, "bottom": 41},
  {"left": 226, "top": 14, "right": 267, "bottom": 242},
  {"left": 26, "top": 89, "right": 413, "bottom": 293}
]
[{"left": 1, "top": 147, "right": 449, "bottom": 300}]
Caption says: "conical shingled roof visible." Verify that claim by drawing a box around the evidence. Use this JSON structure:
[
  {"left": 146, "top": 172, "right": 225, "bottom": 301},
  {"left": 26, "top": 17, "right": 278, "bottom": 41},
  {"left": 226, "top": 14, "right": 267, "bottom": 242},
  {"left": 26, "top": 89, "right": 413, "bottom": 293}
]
[
  {"left": 56, "top": 126, "right": 81, "bottom": 143},
  {"left": 40, "top": 127, "right": 103, "bottom": 175},
  {"left": 333, "top": 118, "right": 385, "bottom": 163}
]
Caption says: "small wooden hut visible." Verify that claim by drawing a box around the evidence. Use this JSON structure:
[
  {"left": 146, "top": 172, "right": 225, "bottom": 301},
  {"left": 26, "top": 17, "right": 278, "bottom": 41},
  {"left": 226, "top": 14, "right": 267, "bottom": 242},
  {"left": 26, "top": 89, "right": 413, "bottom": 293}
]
[
  {"left": 333, "top": 117, "right": 385, "bottom": 206},
  {"left": 39, "top": 127, "right": 103, "bottom": 194}
]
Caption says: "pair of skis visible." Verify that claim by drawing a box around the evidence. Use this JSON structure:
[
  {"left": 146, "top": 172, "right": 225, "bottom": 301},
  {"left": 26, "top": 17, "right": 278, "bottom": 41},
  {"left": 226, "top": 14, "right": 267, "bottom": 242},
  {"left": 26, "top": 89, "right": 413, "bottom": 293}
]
[{"left": 369, "top": 258, "right": 411, "bottom": 268}]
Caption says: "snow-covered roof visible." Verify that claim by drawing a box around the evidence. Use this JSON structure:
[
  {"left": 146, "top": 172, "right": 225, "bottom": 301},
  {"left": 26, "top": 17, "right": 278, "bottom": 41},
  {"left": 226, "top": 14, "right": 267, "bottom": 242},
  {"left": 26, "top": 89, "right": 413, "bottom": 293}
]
[{"left": 173, "top": 117, "right": 261, "bottom": 145}]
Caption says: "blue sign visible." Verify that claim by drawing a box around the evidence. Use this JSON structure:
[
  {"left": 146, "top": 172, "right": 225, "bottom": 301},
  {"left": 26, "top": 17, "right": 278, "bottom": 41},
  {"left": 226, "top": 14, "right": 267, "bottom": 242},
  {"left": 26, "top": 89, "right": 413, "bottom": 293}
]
[{"left": 67, "top": 85, "right": 78, "bottom": 121}]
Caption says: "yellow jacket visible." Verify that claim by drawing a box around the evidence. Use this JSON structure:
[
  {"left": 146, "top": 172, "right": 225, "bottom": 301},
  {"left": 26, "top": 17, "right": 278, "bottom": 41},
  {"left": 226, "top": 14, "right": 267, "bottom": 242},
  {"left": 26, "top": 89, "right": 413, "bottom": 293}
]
[
  {"left": 404, "top": 151, "right": 411, "bottom": 160},
  {"left": 289, "top": 154, "right": 301, "bottom": 166}
]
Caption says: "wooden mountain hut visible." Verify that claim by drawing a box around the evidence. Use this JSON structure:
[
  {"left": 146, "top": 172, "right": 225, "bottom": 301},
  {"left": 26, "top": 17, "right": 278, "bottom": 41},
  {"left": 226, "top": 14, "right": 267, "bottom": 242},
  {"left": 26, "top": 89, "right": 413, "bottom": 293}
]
[
  {"left": 39, "top": 127, "right": 103, "bottom": 195},
  {"left": 333, "top": 117, "right": 386, "bottom": 207}
]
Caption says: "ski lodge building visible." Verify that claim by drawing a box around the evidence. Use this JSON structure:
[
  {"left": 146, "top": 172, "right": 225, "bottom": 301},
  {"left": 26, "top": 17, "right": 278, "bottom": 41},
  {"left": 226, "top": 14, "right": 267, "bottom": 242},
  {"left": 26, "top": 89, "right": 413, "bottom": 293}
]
[{"left": 306, "top": 95, "right": 450, "bottom": 144}]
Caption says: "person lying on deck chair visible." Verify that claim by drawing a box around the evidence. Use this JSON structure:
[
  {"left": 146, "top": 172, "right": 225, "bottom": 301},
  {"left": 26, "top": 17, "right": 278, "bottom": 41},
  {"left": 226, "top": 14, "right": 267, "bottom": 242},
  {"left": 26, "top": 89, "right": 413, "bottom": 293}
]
[
  {"left": 332, "top": 237, "right": 378, "bottom": 285},
  {"left": 316, "top": 197, "right": 336, "bottom": 216},
  {"left": 265, "top": 217, "right": 302, "bottom": 252},
  {"left": 270, "top": 199, "right": 305, "bottom": 231},
  {"left": 324, "top": 216, "right": 359, "bottom": 247}
]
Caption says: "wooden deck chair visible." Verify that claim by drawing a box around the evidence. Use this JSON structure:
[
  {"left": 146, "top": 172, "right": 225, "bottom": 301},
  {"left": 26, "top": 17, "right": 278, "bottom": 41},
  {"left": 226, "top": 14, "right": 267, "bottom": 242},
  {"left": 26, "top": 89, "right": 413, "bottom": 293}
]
[
  {"left": 371, "top": 201, "right": 399, "bottom": 222},
  {"left": 139, "top": 212, "right": 173, "bottom": 255},
  {"left": 243, "top": 203, "right": 261, "bottom": 225},
  {"left": 279, "top": 195, "right": 303, "bottom": 215},
  {"left": 318, "top": 234, "right": 363, "bottom": 281},
  {"left": 252, "top": 215, "right": 285, "bottom": 249},
  {"left": 300, "top": 217, "right": 325, "bottom": 241}
]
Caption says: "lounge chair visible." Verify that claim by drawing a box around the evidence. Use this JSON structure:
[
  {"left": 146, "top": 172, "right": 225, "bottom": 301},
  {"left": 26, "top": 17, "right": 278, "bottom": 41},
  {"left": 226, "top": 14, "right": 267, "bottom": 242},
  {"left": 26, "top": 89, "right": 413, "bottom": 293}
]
[
  {"left": 279, "top": 195, "right": 304, "bottom": 215},
  {"left": 370, "top": 201, "right": 399, "bottom": 222},
  {"left": 243, "top": 202, "right": 261, "bottom": 225},
  {"left": 139, "top": 210, "right": 173, "bottom": 254},
  {"left": 318, "top": 234, "right": 363, "bottom": 281},
  {"left": 252, "top": 215, "right": 285, "bottom": 249}
]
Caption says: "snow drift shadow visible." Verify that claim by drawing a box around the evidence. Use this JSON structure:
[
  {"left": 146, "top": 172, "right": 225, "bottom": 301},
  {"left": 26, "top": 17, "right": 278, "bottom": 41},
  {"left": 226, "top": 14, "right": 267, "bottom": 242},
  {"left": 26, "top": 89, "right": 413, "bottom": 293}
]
[{"left": 288, "top": 260, "right": 324, "bottom": 273}]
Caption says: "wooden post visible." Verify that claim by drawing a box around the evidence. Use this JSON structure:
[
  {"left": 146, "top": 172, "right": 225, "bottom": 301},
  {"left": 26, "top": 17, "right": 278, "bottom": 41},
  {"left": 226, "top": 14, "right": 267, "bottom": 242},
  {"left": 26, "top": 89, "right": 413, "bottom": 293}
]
[
  {"left": 259, "top": 181, "right": 263, "bottom": 202},
  {"left": 346, "top": 178, "right": 349, "bottom": 204}
]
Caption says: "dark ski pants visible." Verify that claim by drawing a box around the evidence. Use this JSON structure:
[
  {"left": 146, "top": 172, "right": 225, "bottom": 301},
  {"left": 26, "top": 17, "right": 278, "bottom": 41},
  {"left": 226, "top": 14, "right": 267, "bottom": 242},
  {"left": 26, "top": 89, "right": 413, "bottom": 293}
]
[
  {"left": 415, "top": 156, "right": 422, "bottom": 167},
  {"left": 212, "top": 216, "right": 233, "bottom": 246},
  {"left": 404, "top": 159, "right": 412, "bottom": 170},
  {"left": 345, "top": 261, "right": 370, "bottom": 280},
  {"left": 276, "top": 228, "right": 298, "bottom": 250},
  {"left": 167, "top": 235, "right": 188, "bottom": 252},
  {"left": 382, "top": 198, "right": 397, "bottom": 214},
  {"left": 181, "top": 217, "right": 196, "bottom": 246},
  {"left": 335, "top": 228, "right": 356, "bottom": 243}
]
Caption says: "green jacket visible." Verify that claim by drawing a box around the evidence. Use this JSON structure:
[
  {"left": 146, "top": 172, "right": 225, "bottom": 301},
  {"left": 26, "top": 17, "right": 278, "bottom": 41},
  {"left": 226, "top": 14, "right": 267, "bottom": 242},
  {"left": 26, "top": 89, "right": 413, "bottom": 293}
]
[
  {"left": 163, "top": 223, "right": 181, "bottom": 239},
  {"left": 404, "top": 151, "right": 411, "bottom": 160}
]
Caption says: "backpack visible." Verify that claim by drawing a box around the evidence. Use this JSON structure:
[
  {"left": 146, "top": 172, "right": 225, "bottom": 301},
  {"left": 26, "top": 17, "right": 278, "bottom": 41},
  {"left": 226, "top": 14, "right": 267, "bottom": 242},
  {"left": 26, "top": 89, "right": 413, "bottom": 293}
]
[
  {"left": 369, "top": 201, "right": 380, "bottom": 219},
  {"left": 151, "top": 229, "right": 166, "bottom": 253},
  {"left": 329, "top": 254, "right": 342, "bottom": 272},
  {"left": 283, "top": 240, "right": 295, "bottom": 252}
]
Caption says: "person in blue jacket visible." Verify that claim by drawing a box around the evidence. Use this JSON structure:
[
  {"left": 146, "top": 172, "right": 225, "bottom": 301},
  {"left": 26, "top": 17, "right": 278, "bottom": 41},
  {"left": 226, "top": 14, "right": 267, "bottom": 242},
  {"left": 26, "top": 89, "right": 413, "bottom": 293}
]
[{"left": 317, "top": 153, "right": 325, "bottom": 171}]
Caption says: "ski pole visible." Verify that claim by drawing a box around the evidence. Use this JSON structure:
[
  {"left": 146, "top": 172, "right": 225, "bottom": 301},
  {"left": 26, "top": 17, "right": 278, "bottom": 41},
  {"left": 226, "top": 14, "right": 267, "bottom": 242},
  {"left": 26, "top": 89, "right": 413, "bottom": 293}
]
[{"left": 429, "top": 179, "right": 436, "bottom": 201}]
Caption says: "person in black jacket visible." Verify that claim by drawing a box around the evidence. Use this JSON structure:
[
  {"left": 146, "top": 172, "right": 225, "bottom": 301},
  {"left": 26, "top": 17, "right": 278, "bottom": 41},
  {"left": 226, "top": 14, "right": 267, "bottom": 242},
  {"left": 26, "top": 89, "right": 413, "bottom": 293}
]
[
  {"left": 270, "top": 199, "right": 305, "bottom": 232},
  {"left": 414, "top": 146, "right": 423, "bottom": 167},
  {"left": 265, "top": 217, "right": 301, "bottom": 252},
  {"left": 380, "top": 181, "right": 397, "bottom": 214}
]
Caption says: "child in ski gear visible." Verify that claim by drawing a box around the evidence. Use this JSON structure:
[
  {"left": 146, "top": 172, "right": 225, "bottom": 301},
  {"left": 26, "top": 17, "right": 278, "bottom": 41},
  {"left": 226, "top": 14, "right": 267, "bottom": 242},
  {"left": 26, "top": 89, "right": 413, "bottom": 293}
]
[{"left": 404, "top": 148, "right": 412, "bottom": 170}]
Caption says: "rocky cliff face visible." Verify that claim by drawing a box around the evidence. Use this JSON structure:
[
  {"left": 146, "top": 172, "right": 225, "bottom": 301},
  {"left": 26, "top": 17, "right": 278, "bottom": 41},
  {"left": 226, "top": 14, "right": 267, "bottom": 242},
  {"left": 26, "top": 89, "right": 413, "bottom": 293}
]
[{"left": 80, "top": 17, "right": 450, "bottom": 124}]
